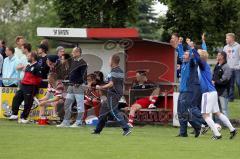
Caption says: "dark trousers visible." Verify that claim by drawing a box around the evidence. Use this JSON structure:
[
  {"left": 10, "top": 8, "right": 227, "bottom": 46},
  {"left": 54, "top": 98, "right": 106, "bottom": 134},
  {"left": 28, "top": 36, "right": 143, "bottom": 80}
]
[
  {"left": 177, "top": 92, "right": 202, "bottom": 135},
  {"left": 229, "top": 69, "right": 240, "bottom": 100},
  {"left": 95, "top": 93, "right": 129, "bottom": 133},
  {"left": 12, "top": 84, "right": 38, "bottom": 119}
]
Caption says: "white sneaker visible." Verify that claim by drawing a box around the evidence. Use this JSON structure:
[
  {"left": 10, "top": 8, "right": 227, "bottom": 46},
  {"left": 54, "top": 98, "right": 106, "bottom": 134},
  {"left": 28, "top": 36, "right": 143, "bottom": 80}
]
[
  {"left": 9, "top": 115, "right": 18, "bottom": 120},
  {"left": 148, "top": 104, "right": 156, "bottom": 109},
  {"left": 70, "top": 122, "right": 82, "bottom": 128},
  {"left": 128, "top": 123, "right": 134, "bottom": 128},
  {"left": 18, "top": 118, "right": 29, "bottom": 124},
  {"left": 56, "top": 122, "right": 70, "bottom": 128}
]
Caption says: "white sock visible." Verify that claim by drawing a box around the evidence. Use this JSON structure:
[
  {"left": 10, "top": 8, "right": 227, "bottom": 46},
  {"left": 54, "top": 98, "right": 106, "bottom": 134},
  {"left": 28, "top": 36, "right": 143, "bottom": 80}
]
[
  {"left": 218, "top": 113, "right": 235, "bottom": 132},
  {"left": 205, "top": 117, "right": 221, "bottom": 136}
]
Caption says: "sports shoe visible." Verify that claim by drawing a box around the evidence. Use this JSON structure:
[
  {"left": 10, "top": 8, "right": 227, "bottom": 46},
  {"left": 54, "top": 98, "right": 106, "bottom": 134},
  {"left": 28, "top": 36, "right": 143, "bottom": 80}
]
[
  {"left": 127, "top": 122, "right": 134, "bottom": 128},
  {"left": 211, "top": 135, "right": 222, "bottom": 140},
  {"left": 201, "top": 126, "right": 209, "bottom": 135},
  {"left": 70, "top": 122, "right": 82, "bottom": 128},
  {"left": 194, "top": 128, "right": 201, "bottom": 138},
  {"left": 56, "top": 122, "right": 70, "bottom": 128},
  {"left": 230, "top": 129, "right": 237, "bottom": 139},
  {"left": 18, "top": 118, "right": 29, "bottom": 124},
  {"left": 148, "top": 104, "right": 156, "bottom": 109},
  {"left": 91, "top": 130, "right": 100, "bottom": 135},
  {"left": 9, "top": 115, "right": 18, "bottom": 120},
  {"left": 123, "top": 129, "right": 132, "bottom": 136}
]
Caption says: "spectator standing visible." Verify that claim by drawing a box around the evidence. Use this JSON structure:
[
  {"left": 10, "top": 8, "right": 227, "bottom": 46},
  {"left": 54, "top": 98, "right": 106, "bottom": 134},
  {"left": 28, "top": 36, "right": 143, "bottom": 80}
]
[
  {"left": 37, "top": 44, "right": 50, "bottom": 87},
  {"left": 212, "top": 51, "right": 232, "bottom": 117},
  {"left": 17, "top": 43, "right": 31, "bottom": 80},
  {"left": 57, "top": 47, "right": 87, "bottom": 128},
  {"left": 0, "top": 53, "right": 3, "bottom": 86},
  {"left": 0, "top": 39, "right": 6, "bottom": 59},
  {"left": 9, "top": 52, "right": 42, "bottom": 123},
  {"left": 14, "top": 36, "right": 25, "bottom": 59},
  {"left": 2, "top": 46, "right": 20, "bottom": 87},
  {"left": 223, "top": 33, "right": 240, "bottom": 101}
]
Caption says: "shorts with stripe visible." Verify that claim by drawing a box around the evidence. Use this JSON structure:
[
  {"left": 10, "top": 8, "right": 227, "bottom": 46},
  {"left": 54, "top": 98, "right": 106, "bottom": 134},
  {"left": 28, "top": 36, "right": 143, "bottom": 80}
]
[{"left": 201, "top": 91, "right": 220, "bottom": 114}]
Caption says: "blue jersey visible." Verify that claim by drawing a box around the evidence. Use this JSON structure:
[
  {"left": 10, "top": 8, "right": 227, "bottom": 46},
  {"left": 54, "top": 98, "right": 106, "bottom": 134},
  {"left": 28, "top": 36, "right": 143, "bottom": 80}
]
[
  {"left": 179, "top": 61, "right": 190, "bottom": 92},
  {"left": 192, "top": 49, "right": 216, "bottom": 93}
]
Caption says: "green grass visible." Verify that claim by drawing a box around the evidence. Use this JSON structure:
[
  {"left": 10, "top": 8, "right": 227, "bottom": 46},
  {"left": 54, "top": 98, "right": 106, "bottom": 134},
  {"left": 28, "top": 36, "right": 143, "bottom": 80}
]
[
  {"left": 0, "top": 119, "right": 240, "bottom": 159},
  {"left": 229, "top": 99, "right": 240, "bottom": 119}
]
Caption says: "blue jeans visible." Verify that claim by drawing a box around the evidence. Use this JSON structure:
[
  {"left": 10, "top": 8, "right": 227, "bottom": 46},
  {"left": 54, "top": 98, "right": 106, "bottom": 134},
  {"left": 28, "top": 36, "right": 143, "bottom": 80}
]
[
  {"left": 62, "top": 86, "right": 84, "bottom": 125},
  {"left": 229, "top": 69, "right": 240, "bottom": 100}
]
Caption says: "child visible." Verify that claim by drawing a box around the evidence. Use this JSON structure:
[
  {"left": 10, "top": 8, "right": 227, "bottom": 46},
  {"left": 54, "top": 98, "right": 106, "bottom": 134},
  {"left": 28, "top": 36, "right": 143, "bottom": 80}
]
[
  {"left": 82, "top": 74, "right": 101, "bottom": 124},
  {"left": 39, "top": 73, "right": 64, "bottom": 119}
]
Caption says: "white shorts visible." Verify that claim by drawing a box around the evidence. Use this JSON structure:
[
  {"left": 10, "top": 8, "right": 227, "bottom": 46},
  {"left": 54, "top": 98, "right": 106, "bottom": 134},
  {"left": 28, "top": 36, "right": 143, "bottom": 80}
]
[{"left": 201, "top": 91, "right": 220, "bottom": 114}]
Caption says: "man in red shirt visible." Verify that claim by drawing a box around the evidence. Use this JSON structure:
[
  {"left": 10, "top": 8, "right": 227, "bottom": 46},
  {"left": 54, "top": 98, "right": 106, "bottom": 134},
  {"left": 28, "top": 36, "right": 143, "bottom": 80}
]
[{"left": 9, "top": 52, "right": 42, "bottom": 123}]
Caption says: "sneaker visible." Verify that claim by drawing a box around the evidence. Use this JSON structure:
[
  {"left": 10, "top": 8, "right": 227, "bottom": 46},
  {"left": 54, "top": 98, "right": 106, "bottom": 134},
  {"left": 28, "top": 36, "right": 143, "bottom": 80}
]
[
  {"left": 127, "top": 122, "right": 134, "bottom": 128},
  {"left": 201, "top": 126, "right": 209, "bottom": 135},
  {"left": 230, "top": 129, "right": 237, "bottom": 139},
  {"left": 18, "top": 118, "right": 29, "bottom": 124},
  {"left": 91, "top": 130, "right": 100, "bottom": 135},
  {"left": 194, "top": 128, "right": 201, "bottom": 138},
  {"left": 123, "top": 129, "right": 132, "bottom": 136},
  {"left": 9, "top": 115, "right": 18, "bottom": 120},
  {"left": 211, "top": 135, "right": 222, "bottom": 140},
  {"left": 148, "top": 104, "right": 156, "bottom": 109},
  {"left": 56, "top": 122, "right": 70, "bottom": 128},
  {"left": 70, "top": 122, "right": 82, "bottom": 128}
]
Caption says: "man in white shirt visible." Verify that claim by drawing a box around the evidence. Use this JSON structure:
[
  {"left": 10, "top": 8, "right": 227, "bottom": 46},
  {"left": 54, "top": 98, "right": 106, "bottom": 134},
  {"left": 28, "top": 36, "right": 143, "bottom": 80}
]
[
  {"left": 14, "top": 36, "right": 25, "bottom": 59},
  {"left": 17, "top": 43, "right": 31, "bottom": 80}
]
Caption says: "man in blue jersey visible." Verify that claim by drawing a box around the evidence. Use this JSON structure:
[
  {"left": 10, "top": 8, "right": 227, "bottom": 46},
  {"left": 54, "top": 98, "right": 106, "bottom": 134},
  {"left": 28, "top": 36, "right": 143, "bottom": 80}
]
[
  {"left": 177, "top": 50, "right": 202, "bottom": 137},
  {"left": 190, "top": 45, "right": 237, "bottom": 140}
]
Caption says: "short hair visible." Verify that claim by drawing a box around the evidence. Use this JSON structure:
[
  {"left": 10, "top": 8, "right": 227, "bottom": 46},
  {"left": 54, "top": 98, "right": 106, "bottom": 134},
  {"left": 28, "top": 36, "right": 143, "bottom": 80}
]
[
  {"left": 172, "top": 33, "right": 179, "bottom": 38},
  {"left": 74, "top": 47, "right": 82, "bottom": 53},
  {"left": 30, "top": 52, "right": 38, "bottom": 61},
  {"left": 94, "top": 71, "right": 104, "bottom": 82},
  {"left": 0, "top": 40, "right": 6, "bottom": 46},
  {"left": 62, "top": 53, "right": 71, "bottom": 60},
  {"left": 23, "top": 43, "right": 32, "bottom": 52},
  {"left": 87, "top": 73, "right": 97, "bottom": 80},
  {"left": 56, "top": 46, "right": 64, "bottom": 53},
  {"left": 136, "top": 70, "right": 147, "bottom": 76},
  {"left": 226, "top": 33, "right": 235, "bottom": 39},
  {"left": 198, "top": 49, "right": 209, "bottom": 59},
  {"left": 15, "top": 36, "right": 24, "bottom": 43},
  {"left": 48, "top": 72, "right": 58, "bottom": 81},
  {"left": 7, "top": 46, "right": 15, "bottom": 54},
  {"left": 219, "top": 51, "right": 227, "bottom": 62},
  {"left": 111, "top": 54, "right": 120, "bottom": 64}
]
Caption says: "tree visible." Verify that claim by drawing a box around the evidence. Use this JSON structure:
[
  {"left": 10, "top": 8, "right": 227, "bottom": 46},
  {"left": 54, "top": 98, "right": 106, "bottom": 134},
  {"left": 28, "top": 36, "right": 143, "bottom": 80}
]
[
  {"left": 159, "top": 0, "right": 240, "bottom": 53},
  {"left": 129, "top": 0, "right": 161, "bottom": 39},
  {"left": 52, "top": 0, "right": 138, "bottom": 28}
]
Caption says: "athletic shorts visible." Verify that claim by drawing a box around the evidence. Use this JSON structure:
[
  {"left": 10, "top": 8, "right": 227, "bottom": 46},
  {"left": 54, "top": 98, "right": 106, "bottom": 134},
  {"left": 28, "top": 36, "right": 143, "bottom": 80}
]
[
  {"left": 201, "top": 91, "right": 220, "bottom": 114},
  {"left": 134, "top": 96, "right": 157, "bottom": 109}
]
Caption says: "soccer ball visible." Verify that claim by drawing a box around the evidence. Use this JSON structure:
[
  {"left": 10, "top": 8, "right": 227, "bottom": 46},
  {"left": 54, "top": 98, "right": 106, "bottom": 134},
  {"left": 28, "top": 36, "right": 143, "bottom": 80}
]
[{"left": 215, "top": 123, "right": 222, "bottom": 131}]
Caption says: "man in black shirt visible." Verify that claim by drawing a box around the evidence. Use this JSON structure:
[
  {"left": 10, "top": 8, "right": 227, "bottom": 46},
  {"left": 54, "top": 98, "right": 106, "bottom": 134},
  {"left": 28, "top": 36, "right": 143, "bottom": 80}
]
[
  {"left": 37, "top": 44, "right": 50, "bottom": 87},
  {"left": 57, "top": 47, "right": 87, "bottom": 128},
  {"left": 92, "top": 54, "right": 131, "bottom": 136}
]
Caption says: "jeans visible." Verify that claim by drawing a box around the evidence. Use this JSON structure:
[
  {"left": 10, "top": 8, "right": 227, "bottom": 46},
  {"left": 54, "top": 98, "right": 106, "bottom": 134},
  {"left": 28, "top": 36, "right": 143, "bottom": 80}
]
[
  {"left": 229, "top": 69, "right": 240, "bottom": 100},
  {"left": 219, "top": 96, "right": 229, "bottom": 117},
  {"left": 62, "top": 85, "right": 84, "bottom": 125}
]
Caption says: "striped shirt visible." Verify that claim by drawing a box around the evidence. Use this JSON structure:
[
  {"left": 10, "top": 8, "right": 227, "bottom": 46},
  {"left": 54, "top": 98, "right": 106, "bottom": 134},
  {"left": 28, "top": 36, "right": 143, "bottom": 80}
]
[{"left": 47, "top": 81, "right": 64, "bottom": 97}]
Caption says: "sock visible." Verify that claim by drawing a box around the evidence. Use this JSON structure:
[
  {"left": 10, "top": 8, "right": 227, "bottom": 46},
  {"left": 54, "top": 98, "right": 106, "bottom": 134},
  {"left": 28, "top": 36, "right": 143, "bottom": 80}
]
[
  {"left": 128, "top": 115, "right": 134, "bottom": 124},
  {"left": 218, "top": 113, "right": 235, "bottom": 132},
  {"left": 205, "top": 117, "right": 221, "bottom": 136}
]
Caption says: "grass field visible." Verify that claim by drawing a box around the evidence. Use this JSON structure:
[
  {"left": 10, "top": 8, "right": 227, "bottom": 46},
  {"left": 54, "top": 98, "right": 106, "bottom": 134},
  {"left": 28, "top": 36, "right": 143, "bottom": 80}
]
[{"left": 0, "top": 100, "right": 239, "bottom": 159}]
